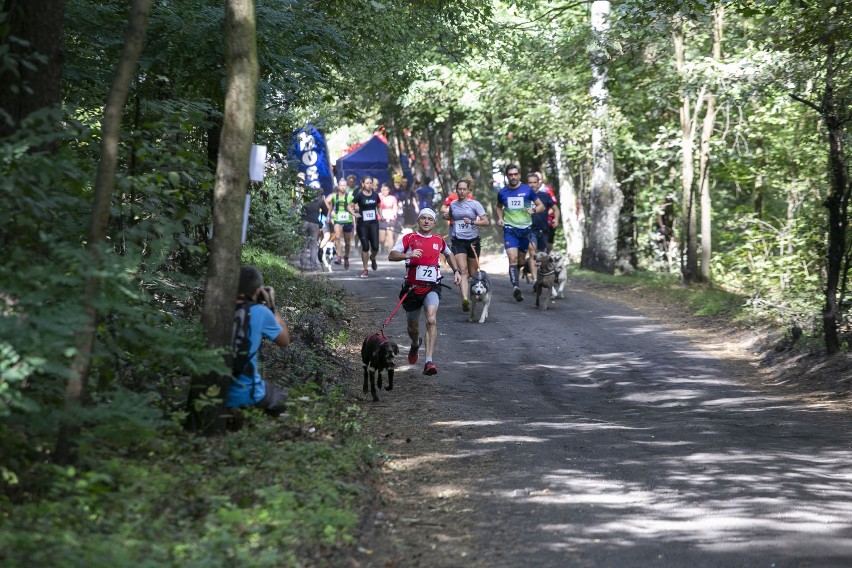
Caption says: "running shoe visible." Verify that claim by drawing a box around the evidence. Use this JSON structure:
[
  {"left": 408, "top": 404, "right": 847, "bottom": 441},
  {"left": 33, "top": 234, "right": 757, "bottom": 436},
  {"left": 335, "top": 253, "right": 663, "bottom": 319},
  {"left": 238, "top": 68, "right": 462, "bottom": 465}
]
[
  {"left": 423, "top": 362, "right": 437, "bottom": 376},
  {"left": 334, "top": 256, "right": 342, "bottom": 265},
  {"left": 513, "top": 286, "right": 524, "bottom": 302},
  {"left": 359, "top": 270, "right": 368, "bottom": 278},
  {"left": 408, "top": 338, "right": 422, "bottom": 364},
  {"left": 344, "top": 257, "right": 349, "bottom": 269},
  {"left": 461, "top": 298, "right": 470, "bottom": 312},
  {"left": 371, "top": 257, "right": 378, "bottom": 271}
]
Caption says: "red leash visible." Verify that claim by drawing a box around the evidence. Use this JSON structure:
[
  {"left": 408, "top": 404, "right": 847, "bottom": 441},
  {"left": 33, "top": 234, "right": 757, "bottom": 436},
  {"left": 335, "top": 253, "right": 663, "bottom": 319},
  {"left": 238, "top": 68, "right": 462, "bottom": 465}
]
[{"left": 380, "top": 290, "right": 409, "bottom": 335}]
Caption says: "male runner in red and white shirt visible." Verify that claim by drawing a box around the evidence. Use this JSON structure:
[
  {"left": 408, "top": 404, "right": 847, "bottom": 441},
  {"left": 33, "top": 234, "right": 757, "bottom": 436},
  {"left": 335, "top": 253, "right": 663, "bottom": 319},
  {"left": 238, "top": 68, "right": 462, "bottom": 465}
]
[{"left": 389, "top": 207, "right": 462, "bottom": 376}]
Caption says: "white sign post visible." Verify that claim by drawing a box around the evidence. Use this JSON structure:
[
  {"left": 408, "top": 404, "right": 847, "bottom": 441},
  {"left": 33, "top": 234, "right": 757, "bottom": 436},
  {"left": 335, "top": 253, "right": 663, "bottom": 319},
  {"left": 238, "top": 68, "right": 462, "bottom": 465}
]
[
  {"left": 243, "top": 144, "right": 267, "bottom": 242},
  {"left": 208, "top": 144, "right": 266, "bottom": 243},
  {"left": 249, "top": 144, "right": 267, "bottom": 182}
]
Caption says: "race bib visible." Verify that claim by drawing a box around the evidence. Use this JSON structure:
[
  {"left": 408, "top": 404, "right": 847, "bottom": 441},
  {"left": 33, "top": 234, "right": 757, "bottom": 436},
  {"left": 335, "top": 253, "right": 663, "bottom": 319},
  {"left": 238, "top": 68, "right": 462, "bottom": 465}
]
[
  {"left": 455, "top": 220, "right": 471, "bottom": 231},
  {"left": 381, "top": 209, "right": 396, "bottom": 221},
  {"left": 337, "top": 211, "right": 350, "bottom": 222},
  {"left": 507, "top": 196, "right": 524, "bottom": 210},
  {"left": 362, "top": 209, "right": 376, "bottom": 222},
  {"left": 415, "top": 265, "right": 438, "bottom": 282}
]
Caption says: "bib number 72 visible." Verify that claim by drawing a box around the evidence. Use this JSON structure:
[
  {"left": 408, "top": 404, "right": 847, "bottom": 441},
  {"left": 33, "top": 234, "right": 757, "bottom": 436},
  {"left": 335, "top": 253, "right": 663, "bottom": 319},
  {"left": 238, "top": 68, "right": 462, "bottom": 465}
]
[{"left": 415, "top": 265, "right": 438, "bottom": 282}]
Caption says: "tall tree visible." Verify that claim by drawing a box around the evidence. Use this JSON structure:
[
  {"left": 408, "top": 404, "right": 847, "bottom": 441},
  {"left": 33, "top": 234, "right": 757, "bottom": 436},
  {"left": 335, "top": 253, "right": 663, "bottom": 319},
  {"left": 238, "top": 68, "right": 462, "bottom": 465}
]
[
  {"left": 697, "top": 4, "right": 723, "bottom": 282},
  {"left": 582, "top": 0, "right": 623, "bottom": 273},
  {"left": 555, "top": 137, "right": 584, "bottom": 263},
  {"left": 786, "top": 9, "right": 851, "bottom": 354},
  {"left": 673, "top": 19, "right": 700, "bottom": 283},
  {"left": 189, "top": 0, "right": 259, "bottom": 432},
  {"left": 56, "top": 0, "right": 153, "bottom": 465}
]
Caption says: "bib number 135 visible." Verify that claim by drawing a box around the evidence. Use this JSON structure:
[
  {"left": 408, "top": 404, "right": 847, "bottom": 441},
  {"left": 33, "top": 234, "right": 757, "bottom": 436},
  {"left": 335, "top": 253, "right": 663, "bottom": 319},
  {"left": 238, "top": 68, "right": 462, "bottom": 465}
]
[{"left": 415, "top": 265, "right": 438, "bottom": 282}]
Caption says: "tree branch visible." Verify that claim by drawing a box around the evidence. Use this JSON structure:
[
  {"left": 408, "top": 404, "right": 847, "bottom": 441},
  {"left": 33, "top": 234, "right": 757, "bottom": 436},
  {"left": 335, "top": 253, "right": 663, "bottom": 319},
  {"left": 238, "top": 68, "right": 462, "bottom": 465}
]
[
  {"left": 789, "top": 92, "right": 823, "bottom": 114},
  {"left": 509, "top": 0, "right": 590, "bottom": 30}
]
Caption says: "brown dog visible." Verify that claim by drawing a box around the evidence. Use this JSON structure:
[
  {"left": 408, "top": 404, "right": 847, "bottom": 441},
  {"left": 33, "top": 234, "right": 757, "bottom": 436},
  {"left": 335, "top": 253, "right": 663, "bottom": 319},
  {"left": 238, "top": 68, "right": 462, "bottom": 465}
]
[
  {"left": 361, "top": 333, "right": 399, "bottom": 401},
  {"left": 533, "top": 251, "right": 557, "bottom": 311}
]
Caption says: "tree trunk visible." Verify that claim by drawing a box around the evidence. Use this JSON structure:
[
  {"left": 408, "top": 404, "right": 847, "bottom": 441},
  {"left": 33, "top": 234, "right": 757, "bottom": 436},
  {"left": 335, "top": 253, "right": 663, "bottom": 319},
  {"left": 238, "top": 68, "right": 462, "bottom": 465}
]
[
  {"left": 554, "top": 138, "right": 584, "bottom": 263},
  {"left": 189, "top": 0, "right": 259, "bottom": 432},
  {"left": 697, "top": 5, "right": 723, "bottom": 282},
  {"left": 206, "top": 114, "right": 222, "bottom": 172},
  {"left": 403, "top": 132, "right": 426, "bottom": 183},
  {"left": 823, "top": 117, "right": 847, "bottom": 355},
  {"left": 819, "top": 43, "right": 848, "bottom": 355},
  {"left": 384, "top": 113, "right": 402, "bottom": 177},
  {"left": 55, "top": 0, "right": 152, "bottom": 465},
  {"left": 438, "top": 112, "right": 455, "bottom": 193},
  {"left": 0, "top": 0, "right": 65, "bottom": 139},
  {"left": 674, "top": 24, "right": 700, "bottom": 283},
  {"left": 582, "top": 1, "right": 623, "bottom": 273}
]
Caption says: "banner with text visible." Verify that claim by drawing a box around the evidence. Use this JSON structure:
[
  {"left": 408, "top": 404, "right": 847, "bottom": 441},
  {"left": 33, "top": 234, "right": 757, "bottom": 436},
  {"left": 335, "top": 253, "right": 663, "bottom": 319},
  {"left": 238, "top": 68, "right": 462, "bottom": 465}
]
[{"left": 290, "top": 125, "right": 335, "bottom": 196}]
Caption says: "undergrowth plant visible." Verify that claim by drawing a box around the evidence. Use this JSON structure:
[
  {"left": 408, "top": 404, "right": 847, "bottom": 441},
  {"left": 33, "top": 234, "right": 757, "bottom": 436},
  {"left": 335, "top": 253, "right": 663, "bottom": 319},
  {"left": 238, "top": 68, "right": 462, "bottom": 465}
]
[{"left": 1, "top": 106, "right": 380, "bottom": 567}]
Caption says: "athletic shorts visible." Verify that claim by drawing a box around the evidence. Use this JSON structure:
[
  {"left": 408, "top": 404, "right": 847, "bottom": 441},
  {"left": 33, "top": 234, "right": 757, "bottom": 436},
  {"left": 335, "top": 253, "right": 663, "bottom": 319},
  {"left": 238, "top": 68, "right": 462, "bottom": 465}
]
[
  {"left": 451, "top": 237, "right": 481, "bottom": 258},
  {"left": 400, "top": 283, "right": 441, "bottom": 319},
  {"left": 357, "top": 222, "right": 380, "bottom": 252},
  {"left": 503, "top": 225, "right": 532, "bottom": 251},
  {"left": 530, "top": 228, "right": 549, "bottom": 251},
  {"left": 335, "top": 222, "right": 354, "bottom": 234}
]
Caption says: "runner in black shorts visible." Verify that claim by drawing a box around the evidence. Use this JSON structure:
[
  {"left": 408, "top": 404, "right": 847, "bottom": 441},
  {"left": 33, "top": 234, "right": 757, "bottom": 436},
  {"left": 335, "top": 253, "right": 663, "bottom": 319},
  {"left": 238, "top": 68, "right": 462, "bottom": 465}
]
[
  {"left": 441, "top": 178, "right": 489, "bottom": 311},
  {"left": 351, "top": 178, "right": 381, "bottom": 278}
]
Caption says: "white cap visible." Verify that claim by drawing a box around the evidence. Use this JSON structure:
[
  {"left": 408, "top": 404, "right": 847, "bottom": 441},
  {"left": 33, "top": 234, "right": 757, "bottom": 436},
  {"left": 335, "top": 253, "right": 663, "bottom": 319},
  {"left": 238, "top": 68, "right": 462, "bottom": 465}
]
[{"left": 418, "top": 207, "right": 437, "bottom": 220}]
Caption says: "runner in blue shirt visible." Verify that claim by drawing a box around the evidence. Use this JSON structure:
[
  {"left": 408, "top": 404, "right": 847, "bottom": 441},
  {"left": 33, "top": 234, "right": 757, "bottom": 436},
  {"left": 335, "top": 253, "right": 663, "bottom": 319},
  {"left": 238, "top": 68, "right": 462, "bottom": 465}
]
[{"left": 495, "top": 164, "right": 544, "bottom": 302}]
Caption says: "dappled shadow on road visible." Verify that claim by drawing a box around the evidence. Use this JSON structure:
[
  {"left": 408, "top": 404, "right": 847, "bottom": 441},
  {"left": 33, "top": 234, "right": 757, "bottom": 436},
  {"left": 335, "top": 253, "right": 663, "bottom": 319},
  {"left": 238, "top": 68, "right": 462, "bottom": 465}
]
[
  {"left": 378, "top": 311, "right": 852, "bottom": 567},
  {"left": 346, "top": 270, "right": 852, "bottom": 567}
]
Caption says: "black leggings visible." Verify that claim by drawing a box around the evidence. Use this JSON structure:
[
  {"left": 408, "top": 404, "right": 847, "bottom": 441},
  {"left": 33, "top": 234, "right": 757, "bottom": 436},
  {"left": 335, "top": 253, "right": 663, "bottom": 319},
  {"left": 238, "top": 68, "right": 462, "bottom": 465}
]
[{"left": 357, "top": 222, "right": 380, "bottom": 253}]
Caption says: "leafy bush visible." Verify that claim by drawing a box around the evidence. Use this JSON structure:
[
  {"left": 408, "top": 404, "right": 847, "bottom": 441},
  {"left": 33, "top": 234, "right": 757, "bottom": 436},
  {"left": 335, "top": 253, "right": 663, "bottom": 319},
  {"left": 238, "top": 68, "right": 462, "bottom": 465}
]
[
  {"left": 0, "top": 384, "right": 377, "bottom": 567},
  {"left": 713, "top": 209, "right": 825, "bottom": 330},
  {"left": 245, "top": 167, "right": 306, "bottom": 259},
  {"left": 0, "top": 108, "right": 227, "bottom": 490}
]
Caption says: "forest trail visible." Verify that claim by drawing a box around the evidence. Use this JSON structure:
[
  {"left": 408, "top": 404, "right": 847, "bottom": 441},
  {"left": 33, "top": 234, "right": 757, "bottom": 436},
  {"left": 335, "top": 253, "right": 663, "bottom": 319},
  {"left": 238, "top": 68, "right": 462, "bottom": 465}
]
[{"left": 325, "top": 253, "right": 852, "bottom": 568}]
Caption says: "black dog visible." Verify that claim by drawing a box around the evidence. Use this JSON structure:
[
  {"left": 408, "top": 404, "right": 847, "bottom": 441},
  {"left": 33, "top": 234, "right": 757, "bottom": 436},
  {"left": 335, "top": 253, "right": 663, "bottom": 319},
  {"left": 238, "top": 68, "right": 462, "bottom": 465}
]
[{"left": 361, "top": 333, "right": 399, "bottom": 401}]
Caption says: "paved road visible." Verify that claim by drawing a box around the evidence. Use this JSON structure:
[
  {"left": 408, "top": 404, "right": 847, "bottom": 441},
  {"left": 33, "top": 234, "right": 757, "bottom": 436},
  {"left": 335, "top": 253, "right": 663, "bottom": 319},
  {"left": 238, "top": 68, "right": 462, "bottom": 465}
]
[{"left": 325, "top": 255, "right": 852, "bottom": 568}]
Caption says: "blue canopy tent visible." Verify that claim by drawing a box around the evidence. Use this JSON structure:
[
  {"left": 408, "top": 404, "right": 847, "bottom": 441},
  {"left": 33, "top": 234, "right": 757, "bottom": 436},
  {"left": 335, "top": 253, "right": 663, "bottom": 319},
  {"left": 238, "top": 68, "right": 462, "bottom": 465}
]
[{"left": 335, "top": 135, "right": 413, "bottom": 188}]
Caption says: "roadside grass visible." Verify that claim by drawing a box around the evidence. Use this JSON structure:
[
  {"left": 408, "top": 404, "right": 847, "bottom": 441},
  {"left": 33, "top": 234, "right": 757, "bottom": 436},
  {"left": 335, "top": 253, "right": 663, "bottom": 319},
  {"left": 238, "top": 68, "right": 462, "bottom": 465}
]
[
  {"left": 569, "top": 267, "right": 750, "bottom": 320},
  {"left": 0, "top": 247, "right": 378, "bottom": 567}
]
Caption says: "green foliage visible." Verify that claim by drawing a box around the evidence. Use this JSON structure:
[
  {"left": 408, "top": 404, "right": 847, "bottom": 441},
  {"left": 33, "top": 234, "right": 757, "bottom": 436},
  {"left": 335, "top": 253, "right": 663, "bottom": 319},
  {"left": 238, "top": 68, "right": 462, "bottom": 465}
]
[
  {"left": 0, "top": 101, "right": 227, "bottom": 494},
  {"left": 0, "top": 384, "right": 378, "bottom": 567},
  {"left": 713, "top": 208, "right": 825, "bottom": 331},
  {"left": 244, "top": 169, "right": 305, "bottom": 259}
]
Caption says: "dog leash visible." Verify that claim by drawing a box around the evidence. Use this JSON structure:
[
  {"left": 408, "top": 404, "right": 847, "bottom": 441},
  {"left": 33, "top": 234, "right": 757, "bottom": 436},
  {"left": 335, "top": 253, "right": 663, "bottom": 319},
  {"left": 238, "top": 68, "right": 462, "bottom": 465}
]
[
  {"left": 469, "top": 239, "right": 481, "bottom": 266},
  {"left": 379, "top": 274, "right": 449, "bottom": 334},
  {"left": 380, "top": 289, "right": 410, "bottom": 335}
]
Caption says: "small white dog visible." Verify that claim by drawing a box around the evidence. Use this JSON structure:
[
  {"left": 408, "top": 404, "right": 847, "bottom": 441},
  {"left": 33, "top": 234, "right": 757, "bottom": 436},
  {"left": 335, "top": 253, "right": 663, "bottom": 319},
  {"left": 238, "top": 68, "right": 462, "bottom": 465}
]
[
  {"left": 321, "top": 242, "right": 336, "bottom": 272},
  {"left": 549, "top": 252, "right": 567, "bottom": 299},
  {"left": 468, "top": 271, "right": 492, "bottom": 324}
]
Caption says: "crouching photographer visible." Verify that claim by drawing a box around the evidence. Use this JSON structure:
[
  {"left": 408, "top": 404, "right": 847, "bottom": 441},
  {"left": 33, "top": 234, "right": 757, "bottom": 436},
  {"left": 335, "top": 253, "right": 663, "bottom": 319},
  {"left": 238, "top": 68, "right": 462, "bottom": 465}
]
[{"left": 229, "top": 265, "right": 290, "bottom": 414}]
